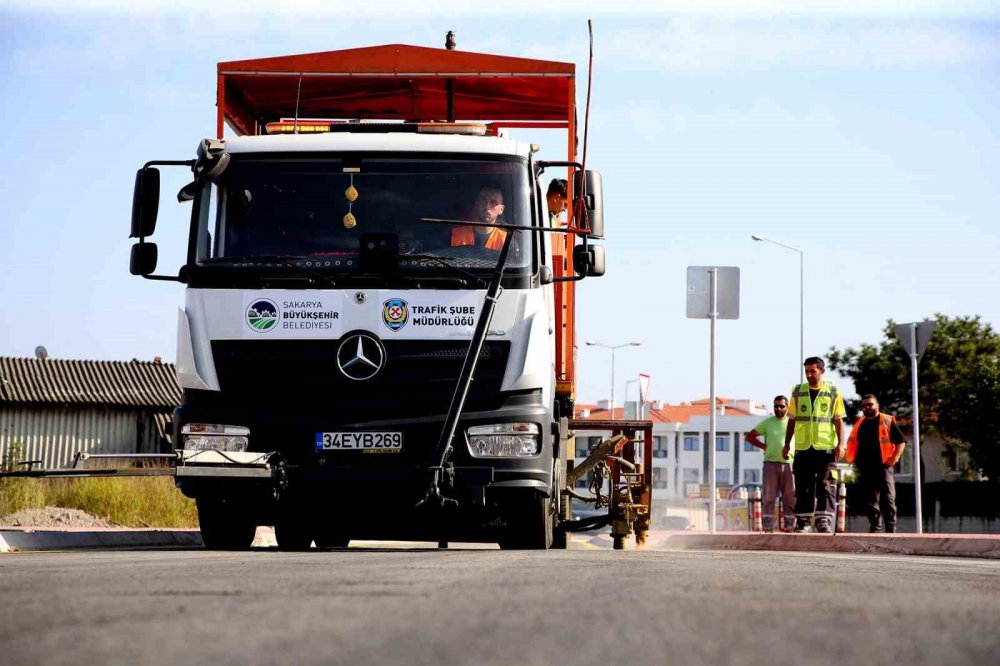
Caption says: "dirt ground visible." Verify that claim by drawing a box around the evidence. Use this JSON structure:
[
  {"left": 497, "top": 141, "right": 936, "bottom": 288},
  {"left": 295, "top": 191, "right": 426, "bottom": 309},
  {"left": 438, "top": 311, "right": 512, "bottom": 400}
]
[{"left": 0, "top": 507, "right": 118, "bottom": 528}]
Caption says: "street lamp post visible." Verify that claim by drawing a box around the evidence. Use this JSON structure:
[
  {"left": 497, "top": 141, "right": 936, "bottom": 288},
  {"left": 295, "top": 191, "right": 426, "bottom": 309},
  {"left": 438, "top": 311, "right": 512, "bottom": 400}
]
[
  {"left": 625, "top": 377, "right": 640, "bottom": 419},
  {"left": 752, "top": 234, "right": 804, "bottom": 382},
  {"left": 585, "top": 341, "right": 641, "bottom": 418}
]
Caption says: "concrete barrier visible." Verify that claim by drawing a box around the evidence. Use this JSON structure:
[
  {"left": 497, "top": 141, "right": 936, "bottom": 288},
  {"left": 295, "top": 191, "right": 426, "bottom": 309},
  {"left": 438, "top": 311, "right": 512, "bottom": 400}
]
[{"left": 0, "top": 527, "right": 202, "bottom": 552}]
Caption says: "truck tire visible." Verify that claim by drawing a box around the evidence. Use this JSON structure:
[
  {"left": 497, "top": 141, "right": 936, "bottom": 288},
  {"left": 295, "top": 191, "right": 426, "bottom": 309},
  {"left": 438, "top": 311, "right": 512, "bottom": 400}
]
[
  {"left": 196, "top": 497, "right": 256, "bottom": 551},
  {"left": 314, "top": 529, "right": 350, "bottom": 549},
  {"left": 499, "top": 492, "right": 553, "bottom": 550},
  {"left": 275, "top": 514, "right": 314, "bottom": 551},
  {"left": 551, "top": 458, "right": 568, "bottom": 549}
]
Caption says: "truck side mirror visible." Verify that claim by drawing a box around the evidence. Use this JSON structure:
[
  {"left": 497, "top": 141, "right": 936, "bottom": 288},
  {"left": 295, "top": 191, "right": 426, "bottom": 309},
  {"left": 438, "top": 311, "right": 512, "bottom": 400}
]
[
  {"left": 130, "top": 168, "right": 160, "bottom": 238},
  {"left": 573, "top": 244, "right": 606, "bottom": 278},
  {"left": 573, "top": 170, "right": 604, "bottom": 240},
  {"left": 130, "top": 242, "right": 159, "bottom": 276}
]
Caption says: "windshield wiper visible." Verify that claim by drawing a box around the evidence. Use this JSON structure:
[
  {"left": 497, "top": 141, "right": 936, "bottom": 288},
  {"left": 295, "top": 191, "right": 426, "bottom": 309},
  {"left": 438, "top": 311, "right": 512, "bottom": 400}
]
[
  {"left": 402, "top": 254, "right": 488, "bottom": 289},
  {"left": 200, "top": 255, "right": 339, "bottom": 288}
]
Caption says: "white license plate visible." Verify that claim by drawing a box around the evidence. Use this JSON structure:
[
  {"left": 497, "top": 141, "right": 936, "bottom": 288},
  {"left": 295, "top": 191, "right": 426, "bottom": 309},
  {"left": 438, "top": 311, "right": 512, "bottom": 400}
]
[{"left": 315, "top": 432, "right": 403, "bottom": 453}]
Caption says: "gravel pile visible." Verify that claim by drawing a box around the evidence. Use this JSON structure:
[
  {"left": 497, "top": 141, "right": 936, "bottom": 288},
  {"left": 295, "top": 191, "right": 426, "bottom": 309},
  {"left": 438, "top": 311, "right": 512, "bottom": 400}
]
[{"left": 0, "top": 506, "right": 119, "bottom": 528}]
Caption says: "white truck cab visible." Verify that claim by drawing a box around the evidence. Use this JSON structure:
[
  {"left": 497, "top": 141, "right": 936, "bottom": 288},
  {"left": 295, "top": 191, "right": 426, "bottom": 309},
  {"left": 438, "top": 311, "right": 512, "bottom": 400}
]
[{"left": 129, "top": 44, "right": 607, "bottom": 550}]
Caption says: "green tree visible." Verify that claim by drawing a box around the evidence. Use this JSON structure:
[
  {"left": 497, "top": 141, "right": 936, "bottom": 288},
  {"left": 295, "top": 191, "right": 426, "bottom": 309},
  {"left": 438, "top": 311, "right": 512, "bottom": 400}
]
[
  {"left": 937, "top": 360, "right": 1000, "bottom": 482},
  {"left": 827, "top": 314, "right": 1000, "bottom": 480}
]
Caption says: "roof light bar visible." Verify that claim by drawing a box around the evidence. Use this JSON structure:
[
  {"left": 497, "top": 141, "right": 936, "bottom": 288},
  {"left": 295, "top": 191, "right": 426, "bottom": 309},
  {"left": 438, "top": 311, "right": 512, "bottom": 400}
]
[{"left": 264, "top": 120, "right": 489, "bottom": 136}]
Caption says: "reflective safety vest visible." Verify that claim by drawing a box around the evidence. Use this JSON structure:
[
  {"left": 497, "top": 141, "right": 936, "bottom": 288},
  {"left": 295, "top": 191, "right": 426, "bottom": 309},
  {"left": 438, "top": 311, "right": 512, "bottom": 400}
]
[
  {"left": 451, "top": 226, "right": 506, "bottom": 250},
  {"left": 846, "top": 412, "right": 897, "bottom": 465},
  {"left": 791, "top": 382, "right": 842, "bottom": 451}
]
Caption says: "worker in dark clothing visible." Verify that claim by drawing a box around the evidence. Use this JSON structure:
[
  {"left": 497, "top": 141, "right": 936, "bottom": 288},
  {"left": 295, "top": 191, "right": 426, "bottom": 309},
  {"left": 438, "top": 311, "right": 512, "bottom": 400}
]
[{"left": 845, "top": 394, "right": 907, "bottom": 533}]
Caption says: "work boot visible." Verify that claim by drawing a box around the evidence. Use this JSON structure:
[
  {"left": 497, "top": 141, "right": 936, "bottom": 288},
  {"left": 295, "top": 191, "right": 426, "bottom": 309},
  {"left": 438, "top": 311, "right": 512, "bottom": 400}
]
[
  {"left": 815, "top": 518, "right": 833, "bottom": 534},
  {"left": 793, "top": 520, "right": 809, "bottom": 533}
]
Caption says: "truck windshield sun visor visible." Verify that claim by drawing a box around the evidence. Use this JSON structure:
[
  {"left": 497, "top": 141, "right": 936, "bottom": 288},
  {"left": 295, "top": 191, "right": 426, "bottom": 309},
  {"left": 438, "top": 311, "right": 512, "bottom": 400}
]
[{"left": 194, "top": 156, "right": 534, "bottom": 276}]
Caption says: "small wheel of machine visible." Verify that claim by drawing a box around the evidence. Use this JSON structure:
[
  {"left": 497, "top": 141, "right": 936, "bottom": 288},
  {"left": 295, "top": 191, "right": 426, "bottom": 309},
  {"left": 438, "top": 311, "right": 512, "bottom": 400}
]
[{"left": 196, "top": 496, "right": 256, "bottom": 551}]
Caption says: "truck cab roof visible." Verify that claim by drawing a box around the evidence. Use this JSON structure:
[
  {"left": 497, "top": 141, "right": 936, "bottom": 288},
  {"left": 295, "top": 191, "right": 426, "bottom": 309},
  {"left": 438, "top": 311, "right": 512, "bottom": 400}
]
[{"left": 221, "top": 131, "right": 530, "bottom": 158}]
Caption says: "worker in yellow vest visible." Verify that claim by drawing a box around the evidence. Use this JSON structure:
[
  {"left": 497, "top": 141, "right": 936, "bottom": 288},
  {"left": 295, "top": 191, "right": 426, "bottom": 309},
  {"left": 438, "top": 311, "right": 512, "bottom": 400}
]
[
  {"left": 846, "top": 394, "right": 906, "bottom": 533},
  {"left": 782, "top": 356, "right": 846, "bottom": 533}
]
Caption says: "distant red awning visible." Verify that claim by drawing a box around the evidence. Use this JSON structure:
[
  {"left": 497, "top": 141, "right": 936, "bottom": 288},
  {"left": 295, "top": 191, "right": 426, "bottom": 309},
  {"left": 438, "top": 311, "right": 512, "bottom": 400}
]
[{"left": 217, "top": 44, "right": 575, "bottom": 136}]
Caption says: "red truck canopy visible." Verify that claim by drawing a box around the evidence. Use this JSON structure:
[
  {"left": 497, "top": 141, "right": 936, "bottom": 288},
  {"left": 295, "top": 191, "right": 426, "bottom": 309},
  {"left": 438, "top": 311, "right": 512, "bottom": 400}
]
[
  {"left": 217, "top": 44, "right": 575, "bottom": 137},
  {"left": 215, "top": 43, "right": 581, "bottom": 401}
]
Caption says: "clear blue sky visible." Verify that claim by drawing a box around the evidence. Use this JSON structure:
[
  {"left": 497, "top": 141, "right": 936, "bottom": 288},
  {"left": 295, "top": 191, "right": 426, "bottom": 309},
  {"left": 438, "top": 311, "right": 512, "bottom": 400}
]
[{"left": 1, "top": 2, "right": 998, "bottom": 408}]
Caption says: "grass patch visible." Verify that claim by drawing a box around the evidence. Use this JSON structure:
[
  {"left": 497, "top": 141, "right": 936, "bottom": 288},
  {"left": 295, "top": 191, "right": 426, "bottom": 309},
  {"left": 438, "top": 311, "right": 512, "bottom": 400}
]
[{"left": 0, "top": 477, "right": 198, "bottom": 528}]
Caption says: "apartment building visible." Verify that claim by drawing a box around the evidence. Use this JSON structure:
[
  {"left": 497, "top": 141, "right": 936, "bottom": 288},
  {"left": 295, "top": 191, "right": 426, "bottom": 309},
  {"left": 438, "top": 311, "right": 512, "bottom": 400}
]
[{"left": 572, "top": 397, "right": 770, "bottom": 501}]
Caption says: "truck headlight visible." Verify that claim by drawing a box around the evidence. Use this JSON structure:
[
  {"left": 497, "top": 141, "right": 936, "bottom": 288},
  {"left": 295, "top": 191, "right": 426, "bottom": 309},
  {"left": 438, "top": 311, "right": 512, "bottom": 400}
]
[
  {"left": 181, "top": 424, "right": 249, "bottom": 452},
  {"left": 466, "top": 423, "right": 540, "bottom": 458}
]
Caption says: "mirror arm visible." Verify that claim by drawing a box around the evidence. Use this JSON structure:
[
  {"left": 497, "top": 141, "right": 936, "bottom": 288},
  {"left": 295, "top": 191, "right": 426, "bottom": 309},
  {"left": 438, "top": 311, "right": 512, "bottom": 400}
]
[{"left": 550, "top": 274, "right": 586, "bottom": 284}]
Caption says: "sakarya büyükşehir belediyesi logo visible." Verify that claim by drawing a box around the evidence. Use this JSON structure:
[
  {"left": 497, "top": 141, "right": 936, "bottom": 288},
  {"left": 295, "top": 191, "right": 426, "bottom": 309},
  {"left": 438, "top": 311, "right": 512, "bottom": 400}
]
[{"left": 246, "top": 299, "right": 279, "bottom": 332}]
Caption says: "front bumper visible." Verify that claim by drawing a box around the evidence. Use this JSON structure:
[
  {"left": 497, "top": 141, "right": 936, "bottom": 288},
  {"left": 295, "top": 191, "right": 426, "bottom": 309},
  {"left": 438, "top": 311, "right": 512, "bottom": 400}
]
[{"left": 172, "top": 389, "right": 553, "bottom": 499}]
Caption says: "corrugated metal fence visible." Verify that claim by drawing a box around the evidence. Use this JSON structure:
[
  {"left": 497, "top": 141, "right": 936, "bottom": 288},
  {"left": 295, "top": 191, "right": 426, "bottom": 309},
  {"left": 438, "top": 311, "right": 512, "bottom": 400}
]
[{"left": 0, "top": 405, "right": 172, "bottom": 470}]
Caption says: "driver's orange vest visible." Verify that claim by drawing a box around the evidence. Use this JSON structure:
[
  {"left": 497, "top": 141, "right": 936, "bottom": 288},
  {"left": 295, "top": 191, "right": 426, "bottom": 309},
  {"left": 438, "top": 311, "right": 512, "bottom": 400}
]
[
  {"left": 451, "top": 226, "right": 506, "bottom": 250},
  {"left": 846, "top": 413, "right": 897, "bottom": 465}
]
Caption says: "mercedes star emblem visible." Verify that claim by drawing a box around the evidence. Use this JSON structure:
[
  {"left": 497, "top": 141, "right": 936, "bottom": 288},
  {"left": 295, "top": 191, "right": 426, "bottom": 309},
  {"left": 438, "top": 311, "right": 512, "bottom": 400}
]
[
  {"left": 354, "top": 291, "right": 366, "bottom": 304},
  {"left": 336, "top": 332, "right": 385, "bottom": 381}
]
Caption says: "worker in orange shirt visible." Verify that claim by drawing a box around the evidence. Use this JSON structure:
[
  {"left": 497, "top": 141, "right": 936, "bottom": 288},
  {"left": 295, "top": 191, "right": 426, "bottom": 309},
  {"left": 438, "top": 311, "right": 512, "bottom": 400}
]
[
  {"left": 846, "top": 394, "right": 906, "bottom": 533},
  {"left": 451, "top": 186, "right": 507, "bottom": 250}
]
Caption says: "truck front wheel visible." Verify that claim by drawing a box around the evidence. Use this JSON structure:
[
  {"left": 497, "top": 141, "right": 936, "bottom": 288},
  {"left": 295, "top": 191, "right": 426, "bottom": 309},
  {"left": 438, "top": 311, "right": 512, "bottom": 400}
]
[
  {"left": 275, "top": 515, "right": 314, "bottom": 551},
  {"left": 196, "top": 496, "right": 256, "bottom": 551},
  {"left": 498, "top": 492, "right": 553, "bottom": 550}
]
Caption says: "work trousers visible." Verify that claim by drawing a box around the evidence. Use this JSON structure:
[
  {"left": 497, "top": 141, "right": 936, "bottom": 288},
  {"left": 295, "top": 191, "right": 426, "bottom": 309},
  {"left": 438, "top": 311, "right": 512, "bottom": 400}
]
[
  {"left": 792, "top": 447, "right": 837, "bottom": 525},
  {"left": 859, "top": 464, "right": 897, "bottom": 532},
  {"left": 762, "top": 462, "right": 796, "bottom": 530}
]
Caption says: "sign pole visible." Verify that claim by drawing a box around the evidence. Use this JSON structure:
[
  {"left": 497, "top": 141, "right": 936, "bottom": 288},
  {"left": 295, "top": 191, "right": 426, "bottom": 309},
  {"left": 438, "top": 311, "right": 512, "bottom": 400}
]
[
  {"left": 709, "top": 268, "right": 718, "bottom": 534},
  {"left": 909, "top": 323, "right": 924, "bottom": 534},
  {"left": 895, "top": 319, "right": 935, "bottom": 534},
  {"left": 687, "top": 265, "right": 739, "bottom": 535}
]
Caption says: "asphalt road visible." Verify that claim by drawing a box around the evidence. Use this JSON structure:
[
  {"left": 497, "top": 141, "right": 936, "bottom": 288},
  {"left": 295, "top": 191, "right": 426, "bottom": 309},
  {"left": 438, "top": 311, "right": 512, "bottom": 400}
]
[{"left": 1, "top": 545, "right": 998, "bottom": 666}]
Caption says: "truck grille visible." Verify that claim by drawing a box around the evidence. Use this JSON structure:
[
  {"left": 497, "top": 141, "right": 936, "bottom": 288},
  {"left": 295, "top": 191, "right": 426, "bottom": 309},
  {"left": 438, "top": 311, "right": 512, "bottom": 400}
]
[{"left": 210, "top": 339, "right": 510, "bottom": 418}]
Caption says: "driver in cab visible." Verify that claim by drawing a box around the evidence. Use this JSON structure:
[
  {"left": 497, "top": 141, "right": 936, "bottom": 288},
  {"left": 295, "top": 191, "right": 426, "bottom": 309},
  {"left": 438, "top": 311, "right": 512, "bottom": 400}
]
[{"left": 451, "top": 187, "right": 508, "bottom": 251}]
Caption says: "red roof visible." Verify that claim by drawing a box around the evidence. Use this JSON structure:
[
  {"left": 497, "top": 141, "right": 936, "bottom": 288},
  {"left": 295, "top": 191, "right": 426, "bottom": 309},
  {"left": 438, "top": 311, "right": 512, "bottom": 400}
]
[
  {"left": 217, "top": 44, "right": 575, "bottom": 136},
  {"left": 575, "top": 397, "right": 758, "bottom": 424}
]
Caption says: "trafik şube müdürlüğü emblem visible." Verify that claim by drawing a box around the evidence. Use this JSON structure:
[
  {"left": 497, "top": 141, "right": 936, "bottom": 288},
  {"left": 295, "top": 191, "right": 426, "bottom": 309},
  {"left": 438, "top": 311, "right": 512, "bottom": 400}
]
[
  {"left": 383, "top": 298, "right": 408, "bottom": 331},
  {"left": 246, "top": 299, "right": 279, "bottom": 332}
]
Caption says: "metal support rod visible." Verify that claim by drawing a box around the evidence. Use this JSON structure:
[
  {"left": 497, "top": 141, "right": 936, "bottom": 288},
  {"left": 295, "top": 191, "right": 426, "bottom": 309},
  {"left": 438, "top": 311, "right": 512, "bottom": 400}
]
[
  {"left": 910, "top": 323, "right": 924, "bottom": 534},
  {"left": 709, "top": 268, "right": 718, "bottom": 534},
  {"left": 422, "top": 228, "right": 514, "bottom": 507}
]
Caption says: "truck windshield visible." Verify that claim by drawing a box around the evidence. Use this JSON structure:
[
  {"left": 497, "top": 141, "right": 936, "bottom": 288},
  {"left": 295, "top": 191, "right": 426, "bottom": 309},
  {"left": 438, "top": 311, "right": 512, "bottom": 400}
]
[{"left": 197, "top": 156, "right": 533, "bottom": 272}]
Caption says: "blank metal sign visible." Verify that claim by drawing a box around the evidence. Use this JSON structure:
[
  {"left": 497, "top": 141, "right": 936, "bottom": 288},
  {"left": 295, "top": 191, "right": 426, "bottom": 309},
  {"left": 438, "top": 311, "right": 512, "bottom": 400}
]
[{"left": 686, "top": 266, "right": 740, "bottom": 320}]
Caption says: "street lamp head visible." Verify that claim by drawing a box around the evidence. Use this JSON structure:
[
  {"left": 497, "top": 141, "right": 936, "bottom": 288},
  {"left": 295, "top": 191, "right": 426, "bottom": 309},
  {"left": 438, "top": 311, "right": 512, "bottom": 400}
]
[
  {"left": 629, "top": 342, "right": 642, "bottom": 347},
  {"left": 751, "top": 234, "right": 765, "bottom": 242}
]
